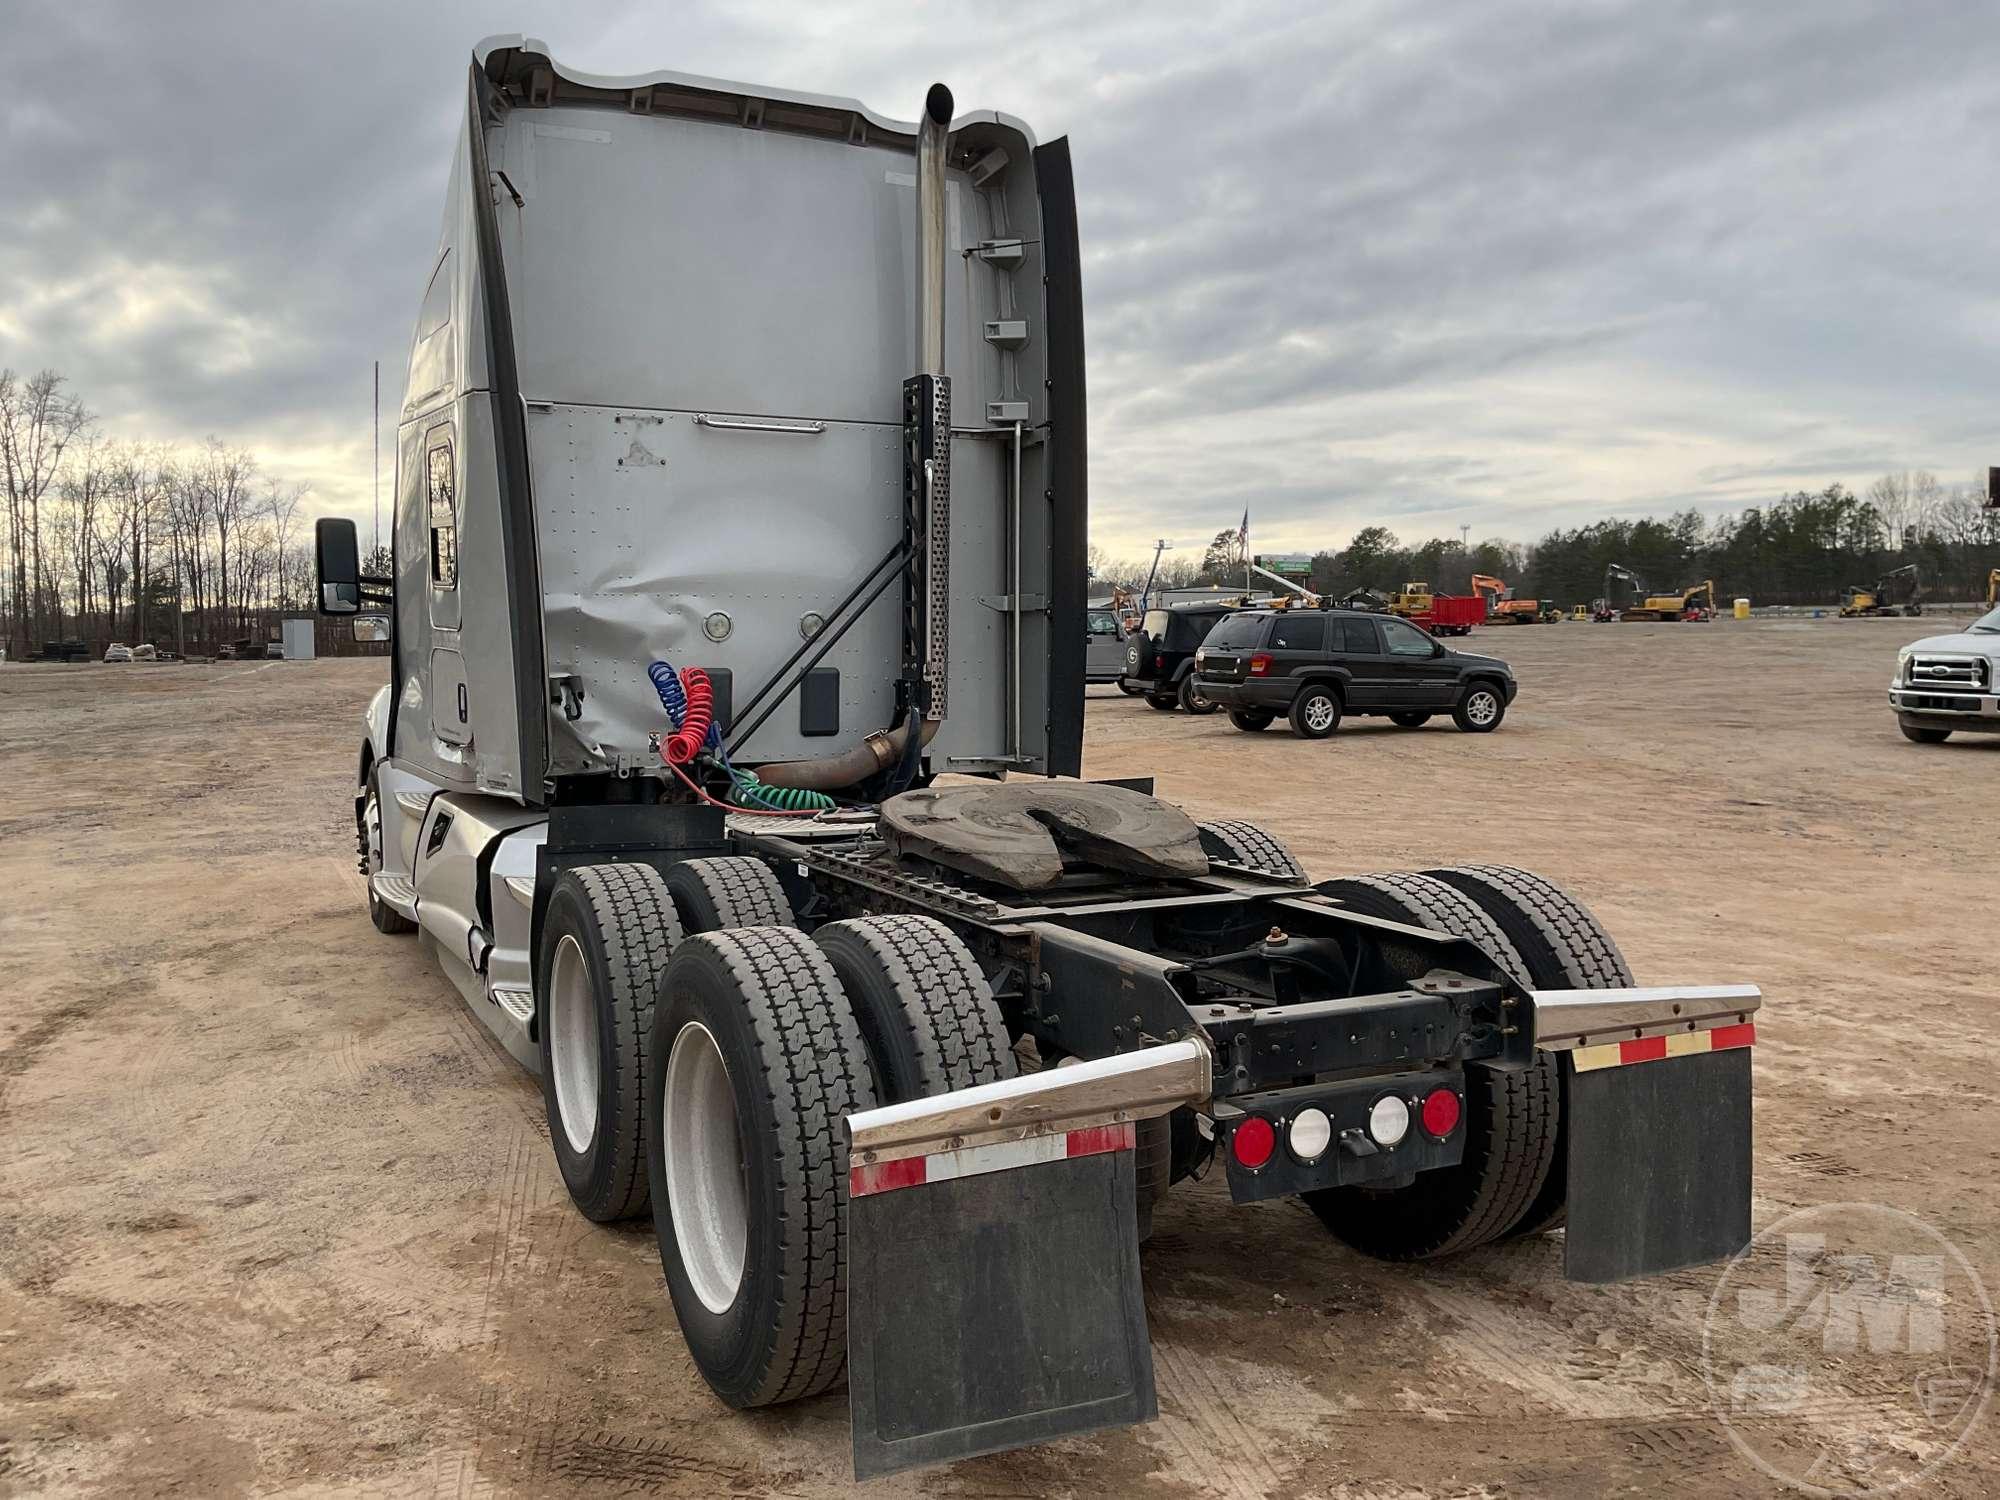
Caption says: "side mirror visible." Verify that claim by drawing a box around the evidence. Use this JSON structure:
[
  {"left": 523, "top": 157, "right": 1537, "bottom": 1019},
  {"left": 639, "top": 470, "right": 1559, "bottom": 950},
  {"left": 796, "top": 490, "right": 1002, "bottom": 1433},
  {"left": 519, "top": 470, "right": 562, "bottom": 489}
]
[
  {"left": 352, "top": 616, "right": 391, "bottom": 643},
  {"left": 316, "top": 517, "right": 361, "bottom": 615},
  {"left": 1432, "top": 641, "right": 1447, "bottom": 657}
]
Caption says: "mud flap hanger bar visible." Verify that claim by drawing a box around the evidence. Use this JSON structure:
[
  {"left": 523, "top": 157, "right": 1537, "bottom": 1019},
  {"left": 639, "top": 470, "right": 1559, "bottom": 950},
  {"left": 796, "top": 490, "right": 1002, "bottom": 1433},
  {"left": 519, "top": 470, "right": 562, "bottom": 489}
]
[
  {"left": 1529, "top": 983, "right": 1762, "bottom": 1285},
  {"left": 843, "top": 1039, "right": 1212, "bottom": 1480}
]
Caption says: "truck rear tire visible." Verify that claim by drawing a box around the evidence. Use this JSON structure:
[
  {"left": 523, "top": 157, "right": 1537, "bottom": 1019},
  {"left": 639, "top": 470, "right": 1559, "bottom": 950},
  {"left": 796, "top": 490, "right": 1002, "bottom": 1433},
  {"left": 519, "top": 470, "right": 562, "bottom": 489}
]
[
  {"left": 1900, "top": 722, "right": 1951, "bottom": 744},
  {"left": 1228, "top": 709, "right": 1274, "bottom": 732},
  {"left": 665, "top": 856, "right": 794, "bottom": 934},
  {"left": 649, "top": 927, "right": 876, "bottom": 1407},
  {"left": 815, "top": 915, "right": 1015, "bottom": 1102},
  {"left": 538, "top": 863, "right": 683, "bottom": 1223},
  {"left": 1303, "top": 873, "right": 1559, "bottom": 1259},
  {"left": 1196, "top": 820, "right": 1308, "bottom": 882},
  {"left": 1418, "top": 864, "right": 1634, "bottom": 1239},
  {"left": 1145, "top": 694, "right": 1177, "bottom": 711}
]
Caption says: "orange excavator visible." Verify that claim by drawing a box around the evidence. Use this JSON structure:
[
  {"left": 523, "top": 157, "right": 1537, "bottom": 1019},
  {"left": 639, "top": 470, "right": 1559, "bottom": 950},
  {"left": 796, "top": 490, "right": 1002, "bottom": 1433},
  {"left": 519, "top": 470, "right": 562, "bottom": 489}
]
[{"left": 1469, "top": 573, "right": 1549, "bottom": 624}]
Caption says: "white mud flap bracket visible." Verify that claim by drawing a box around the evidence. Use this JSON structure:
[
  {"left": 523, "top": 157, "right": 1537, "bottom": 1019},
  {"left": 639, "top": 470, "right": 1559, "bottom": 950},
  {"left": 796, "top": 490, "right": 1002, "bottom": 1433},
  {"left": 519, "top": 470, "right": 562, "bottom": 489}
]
[
  {"left": 1533, "top": 983, "right": 1762, "bottom": 1284},
  {"left": 844, "top": 1041, "right": 1211, "bottom": 1479}
]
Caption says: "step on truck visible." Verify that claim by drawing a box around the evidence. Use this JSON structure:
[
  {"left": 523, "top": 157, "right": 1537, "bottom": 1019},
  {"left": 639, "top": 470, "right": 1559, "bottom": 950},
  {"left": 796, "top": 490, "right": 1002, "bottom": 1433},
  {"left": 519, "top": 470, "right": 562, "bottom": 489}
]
[{"left": 314, "top": 36, "right": 1763, "bottom": 1480}]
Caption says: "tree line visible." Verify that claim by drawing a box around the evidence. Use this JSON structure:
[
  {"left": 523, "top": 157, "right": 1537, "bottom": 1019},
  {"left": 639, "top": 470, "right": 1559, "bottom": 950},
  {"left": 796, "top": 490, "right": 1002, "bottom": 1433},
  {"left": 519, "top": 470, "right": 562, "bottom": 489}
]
[
  {"left": 1094, "top": 473, "right": 2000, "bottom": 610},
  {"left": 1, "top": 367, "right": 327, "bottom": 658}
]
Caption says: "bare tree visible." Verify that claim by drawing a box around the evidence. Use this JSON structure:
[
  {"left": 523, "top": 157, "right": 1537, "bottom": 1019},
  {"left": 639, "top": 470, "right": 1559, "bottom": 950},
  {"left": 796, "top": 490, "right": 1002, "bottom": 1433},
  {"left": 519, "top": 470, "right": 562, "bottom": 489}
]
[
  {"left": 264, "top": 478, "right": 308, "bottom": 610},
  {"left": 0, "top": 369, "right": 93, "bottom": 655}
]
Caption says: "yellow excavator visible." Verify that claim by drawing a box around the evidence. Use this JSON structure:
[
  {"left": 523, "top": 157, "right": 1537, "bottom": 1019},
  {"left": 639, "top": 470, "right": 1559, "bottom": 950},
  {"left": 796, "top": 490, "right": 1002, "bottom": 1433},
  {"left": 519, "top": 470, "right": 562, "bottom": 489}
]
[
  {"left": 1987, "top": 568, "right": 1999, "bottom": 608},
  {"left": 1606, "top": 564, "right": 1717, "bottom": 621},
  {"left": 1838, "top": 563, "right": 1923, "bottom": 618}
]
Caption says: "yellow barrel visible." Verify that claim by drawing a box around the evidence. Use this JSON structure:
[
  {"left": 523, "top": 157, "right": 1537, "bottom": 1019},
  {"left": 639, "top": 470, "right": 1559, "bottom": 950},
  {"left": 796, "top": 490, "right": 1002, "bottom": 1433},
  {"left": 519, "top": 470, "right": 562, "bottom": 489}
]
[{"left": 1733, "top": 597, "right": 1751, "bottom": 620}]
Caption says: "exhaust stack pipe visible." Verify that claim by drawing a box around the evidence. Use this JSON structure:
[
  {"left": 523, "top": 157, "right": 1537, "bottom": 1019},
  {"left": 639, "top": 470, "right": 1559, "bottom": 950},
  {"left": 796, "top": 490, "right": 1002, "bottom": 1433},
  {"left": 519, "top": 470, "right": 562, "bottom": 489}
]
[
  {"left": 915, "top": 83, "right": 952, "bottom": 377},
  {"left": 910, "top": 82, "right": 954, "bottom": 727}
]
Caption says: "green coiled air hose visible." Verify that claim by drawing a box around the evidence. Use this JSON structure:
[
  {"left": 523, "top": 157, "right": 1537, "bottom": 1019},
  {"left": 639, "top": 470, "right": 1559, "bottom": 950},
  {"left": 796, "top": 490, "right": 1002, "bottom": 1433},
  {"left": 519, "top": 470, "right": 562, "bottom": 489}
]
[{"left": 728, "top": 773, "right": 834, "bottom": 813}]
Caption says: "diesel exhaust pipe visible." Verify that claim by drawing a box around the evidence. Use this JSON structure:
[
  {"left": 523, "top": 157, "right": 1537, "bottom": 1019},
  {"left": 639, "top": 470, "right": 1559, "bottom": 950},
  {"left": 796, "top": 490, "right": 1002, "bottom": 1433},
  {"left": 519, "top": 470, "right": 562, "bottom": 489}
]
[
  {"left": 910, "top": 83, "right": 953, "bottom": 725},
  {"left": 915, "top": 83, "right": 951, "bottom": 378},
  {"left": 751, "top": 85, "right": 955, "bottom": 795}
]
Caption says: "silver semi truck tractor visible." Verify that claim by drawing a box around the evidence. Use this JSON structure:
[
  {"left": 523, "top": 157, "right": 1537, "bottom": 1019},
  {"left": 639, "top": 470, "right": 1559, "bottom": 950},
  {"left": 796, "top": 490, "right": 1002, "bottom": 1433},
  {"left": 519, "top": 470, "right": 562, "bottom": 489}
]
[{"left": 315, "top": 36, "right": 1763, "bottom": 1478}]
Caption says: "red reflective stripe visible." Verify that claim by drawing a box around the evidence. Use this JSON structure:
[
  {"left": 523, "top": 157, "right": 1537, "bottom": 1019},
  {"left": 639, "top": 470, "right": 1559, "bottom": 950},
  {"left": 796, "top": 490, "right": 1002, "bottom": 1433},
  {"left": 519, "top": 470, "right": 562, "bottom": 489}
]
[
  {"left": 849, "top": 1156, "right": 926, "bottom": 1198},
  {"left": 1065, "top": 1121, "right": 1136, "bottom": 1159},
  {"left": 1709, "top": 1022, "right": 1756, "bottom": 1052},
  {"left": 1619, "top": 1035, "right": 1669, "bottom": 1066}
]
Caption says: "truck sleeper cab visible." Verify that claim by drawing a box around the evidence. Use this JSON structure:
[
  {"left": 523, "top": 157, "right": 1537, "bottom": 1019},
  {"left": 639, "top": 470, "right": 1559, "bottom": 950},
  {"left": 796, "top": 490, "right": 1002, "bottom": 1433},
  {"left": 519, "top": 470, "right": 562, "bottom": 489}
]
[{"left": 315, "top": 36, "right": 1763, "bottom": 1480}]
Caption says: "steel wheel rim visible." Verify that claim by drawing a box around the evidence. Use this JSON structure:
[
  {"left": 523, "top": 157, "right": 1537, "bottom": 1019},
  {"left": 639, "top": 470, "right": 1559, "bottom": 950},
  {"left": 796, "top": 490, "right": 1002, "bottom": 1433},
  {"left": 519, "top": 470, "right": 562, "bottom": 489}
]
[
  {"left": 1304, "top": 696, "right": 1335, "bottom": 731},
  {"left": 1467, "top": 691, "right": 1498, "bottom": 726},
  {"left": 663, "top": 1022, "right": 748, "bottom": 1314},
  {"left": 548, "top": 934, "right": 600, "bottom": 1155}
]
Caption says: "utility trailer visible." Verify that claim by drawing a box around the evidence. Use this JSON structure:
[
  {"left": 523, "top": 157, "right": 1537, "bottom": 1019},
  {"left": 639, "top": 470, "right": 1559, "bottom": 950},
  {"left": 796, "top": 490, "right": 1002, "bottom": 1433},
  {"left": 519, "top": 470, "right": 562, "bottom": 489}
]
[{"left": 315, "top": 36, "right": 1763, "bottom": 1480}]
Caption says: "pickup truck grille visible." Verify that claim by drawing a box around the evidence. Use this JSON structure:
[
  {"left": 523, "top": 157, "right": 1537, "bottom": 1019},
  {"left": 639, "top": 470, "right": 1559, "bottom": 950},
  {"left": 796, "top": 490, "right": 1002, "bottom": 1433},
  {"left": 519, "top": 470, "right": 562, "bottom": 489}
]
[{"left": 1906, "top": 655, "right": 1987, "bottom": 692}]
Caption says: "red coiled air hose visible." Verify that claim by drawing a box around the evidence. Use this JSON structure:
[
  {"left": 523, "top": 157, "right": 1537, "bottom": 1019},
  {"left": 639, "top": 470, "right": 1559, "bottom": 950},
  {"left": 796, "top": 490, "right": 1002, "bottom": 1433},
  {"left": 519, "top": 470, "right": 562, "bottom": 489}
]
[{"left": 664, "top": 667, "right": 713, "bottom": 764}]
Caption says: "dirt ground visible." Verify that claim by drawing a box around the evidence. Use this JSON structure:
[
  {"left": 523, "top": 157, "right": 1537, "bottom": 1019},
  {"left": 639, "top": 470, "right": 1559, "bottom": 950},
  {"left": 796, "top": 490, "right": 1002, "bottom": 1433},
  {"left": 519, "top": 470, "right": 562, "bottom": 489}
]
[{"left": 2, "top": 617, "right": 1995, "bottom": 1498}]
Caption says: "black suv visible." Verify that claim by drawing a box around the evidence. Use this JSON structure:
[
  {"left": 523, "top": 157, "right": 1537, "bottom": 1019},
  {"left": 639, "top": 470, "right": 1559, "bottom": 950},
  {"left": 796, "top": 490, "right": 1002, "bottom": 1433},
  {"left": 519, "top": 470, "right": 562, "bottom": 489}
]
[
  {"left": 1193, "top": 607, "right": 1517, "bottom": 738},
  {"left": 1121, "top": 603, "right": 1242, "bottom": 712}
]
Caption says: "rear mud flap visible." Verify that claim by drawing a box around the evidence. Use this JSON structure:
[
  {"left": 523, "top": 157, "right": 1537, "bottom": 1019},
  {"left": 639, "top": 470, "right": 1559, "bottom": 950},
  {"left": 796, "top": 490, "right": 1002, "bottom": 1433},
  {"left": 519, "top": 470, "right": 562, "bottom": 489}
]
[
  {"left": 847, "top": 1146, "right": 1156, "bottom": 1479},
  {"left": 1563, "top": 1046, "right": 1753, "bottom": 1283}
]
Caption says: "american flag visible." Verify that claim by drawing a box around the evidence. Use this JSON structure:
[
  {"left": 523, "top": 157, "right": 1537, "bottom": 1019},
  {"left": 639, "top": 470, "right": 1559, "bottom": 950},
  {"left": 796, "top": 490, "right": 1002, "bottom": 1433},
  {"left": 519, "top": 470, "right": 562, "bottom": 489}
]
[{"left": 1238, "top": 508, "right": 1249, "bottom": 543}]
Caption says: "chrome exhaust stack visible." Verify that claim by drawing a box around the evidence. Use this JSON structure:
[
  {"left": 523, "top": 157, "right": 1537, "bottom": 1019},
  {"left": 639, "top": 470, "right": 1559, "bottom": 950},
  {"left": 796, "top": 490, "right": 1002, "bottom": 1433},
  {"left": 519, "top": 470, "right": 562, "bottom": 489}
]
[
  {"left": 914, "top": 83, "right": 952, "bottom": 378},
  {"left": 909, "top": 83, "right": 953, "bottom": 726}
]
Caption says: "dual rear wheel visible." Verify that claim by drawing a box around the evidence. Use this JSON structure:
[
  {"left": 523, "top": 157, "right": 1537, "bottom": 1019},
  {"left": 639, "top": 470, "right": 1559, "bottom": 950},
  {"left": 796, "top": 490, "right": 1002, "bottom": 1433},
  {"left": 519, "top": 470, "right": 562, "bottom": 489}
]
[
  {"left": 1307, "top": 864, "right": 1632, "bottom": 1258},
  {"left": 533, "top": 855, "right": 1015, "bottom": 1408}
]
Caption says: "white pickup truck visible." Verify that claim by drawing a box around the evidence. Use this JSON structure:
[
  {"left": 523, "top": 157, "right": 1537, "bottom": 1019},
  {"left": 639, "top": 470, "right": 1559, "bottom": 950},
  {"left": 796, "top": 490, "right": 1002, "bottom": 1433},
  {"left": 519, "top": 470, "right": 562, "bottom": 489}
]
[{"left": 1890, "top": 604, "right": 2000, "bottom": 742}]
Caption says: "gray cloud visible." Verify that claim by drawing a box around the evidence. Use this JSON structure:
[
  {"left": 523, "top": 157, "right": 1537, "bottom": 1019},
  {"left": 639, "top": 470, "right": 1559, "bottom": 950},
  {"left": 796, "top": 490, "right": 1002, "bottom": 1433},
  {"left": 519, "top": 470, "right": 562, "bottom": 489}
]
[{"left": 2, "top": 0, "right": 1996, "bottom": 558}]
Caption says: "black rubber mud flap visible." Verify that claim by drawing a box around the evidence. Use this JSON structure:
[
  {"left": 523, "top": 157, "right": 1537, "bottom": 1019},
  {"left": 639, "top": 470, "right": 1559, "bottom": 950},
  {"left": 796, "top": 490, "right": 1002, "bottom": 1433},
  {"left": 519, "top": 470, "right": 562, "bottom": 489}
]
[
  {"left": 1563, "top": 1047, "right": 1753, "bottom": 1283},
  {"left": 847, "top": 1149, "right": 1156, "bottom": 1479}
]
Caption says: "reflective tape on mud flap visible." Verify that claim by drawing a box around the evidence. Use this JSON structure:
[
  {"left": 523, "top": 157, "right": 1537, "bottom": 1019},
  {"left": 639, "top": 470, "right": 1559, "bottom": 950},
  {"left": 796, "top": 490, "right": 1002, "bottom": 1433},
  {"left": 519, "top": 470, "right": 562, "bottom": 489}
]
[
  {"left": 1569, "top": 1022, "right": 1756, "bottom": 1072},
  {"left": 1527, "top": 985, "right": 1762, "bottom": 1284},
  {"left": 842, "top": 1039, "right": 1210, "bottom": 1480},
  {"left": 850, "top": 1121, "right": 1134, "bottom": 1197}
]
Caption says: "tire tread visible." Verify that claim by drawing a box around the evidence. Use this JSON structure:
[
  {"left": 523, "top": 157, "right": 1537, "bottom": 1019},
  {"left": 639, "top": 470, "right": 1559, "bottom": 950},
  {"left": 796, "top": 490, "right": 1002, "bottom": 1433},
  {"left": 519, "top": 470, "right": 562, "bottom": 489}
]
[
  {"left": 560, "top": 862, "right": 681, "bottom": 1220},
  {"left": 690, "top": 927, "right": 873, "bottom": 1404}
]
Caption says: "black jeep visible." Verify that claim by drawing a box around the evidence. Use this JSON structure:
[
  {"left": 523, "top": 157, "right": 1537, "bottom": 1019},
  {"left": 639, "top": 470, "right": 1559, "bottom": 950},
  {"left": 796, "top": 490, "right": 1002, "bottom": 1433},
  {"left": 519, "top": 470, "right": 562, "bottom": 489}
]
[
  {"left": 1121, "top": 603, "right": 1242, "bottom": 712},
  {"left": 1193, "top": 607, "right": 1517, "bottom": 737}
]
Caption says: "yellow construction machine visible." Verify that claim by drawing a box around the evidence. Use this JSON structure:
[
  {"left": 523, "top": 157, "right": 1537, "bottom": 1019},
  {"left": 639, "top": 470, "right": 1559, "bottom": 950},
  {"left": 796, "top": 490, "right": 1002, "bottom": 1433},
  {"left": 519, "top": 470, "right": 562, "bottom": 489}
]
[
  {"left": 1606, "top": 563, "right": 1716, "bottom": 621},
  {"left": 1987, "top": 568, "right": 1998, "bottom": 607},
  {"left": 1387, "top": 581, "right": 1434, "bottom": 618},
  {"left": 1838, "top": 563, "right": 1923, "bottom": 618}
]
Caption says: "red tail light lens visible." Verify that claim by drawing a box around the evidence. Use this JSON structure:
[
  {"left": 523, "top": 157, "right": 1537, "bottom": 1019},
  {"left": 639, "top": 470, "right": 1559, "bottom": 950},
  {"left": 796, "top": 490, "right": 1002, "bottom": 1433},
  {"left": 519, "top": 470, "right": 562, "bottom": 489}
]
[
  {"left": 1421, "top": 1087, "right": 1462, "bottom": 1138},
  {"left": 1154, "top": 653, "right": 1165, "bottom": 671},
  {"left": 1248, "top": 654, "right": 1272, "bottom": 676},
  {"left": 1230, "top": 1116, "right": 1277, "bottom": 1169}
]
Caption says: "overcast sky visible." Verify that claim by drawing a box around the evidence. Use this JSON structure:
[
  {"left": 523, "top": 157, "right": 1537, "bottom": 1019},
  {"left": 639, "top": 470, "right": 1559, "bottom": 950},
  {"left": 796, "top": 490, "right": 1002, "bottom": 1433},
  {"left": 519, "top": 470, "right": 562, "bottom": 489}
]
[{"left": 4, "top": 0, "right": 1996, "bottom": 566}]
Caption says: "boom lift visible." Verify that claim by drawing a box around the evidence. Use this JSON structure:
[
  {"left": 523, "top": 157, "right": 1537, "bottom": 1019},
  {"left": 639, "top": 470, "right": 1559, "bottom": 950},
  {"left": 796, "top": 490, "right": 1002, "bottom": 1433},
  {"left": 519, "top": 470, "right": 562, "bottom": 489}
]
[
  {"left": 314, "top": 37, "right": 1763, "bottom": 1479},
  {"left": 1839, "top": 563, "right": 1924, "bottom": 618}
]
